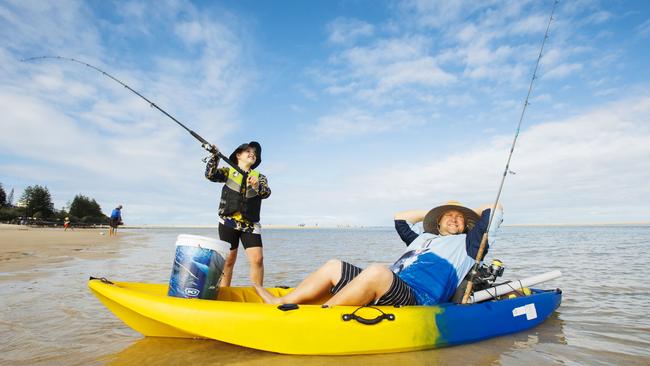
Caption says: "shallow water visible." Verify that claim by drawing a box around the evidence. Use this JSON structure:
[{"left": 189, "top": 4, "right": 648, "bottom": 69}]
[{"left": 1, "top": 226, "right": 649, "bottom": 365}]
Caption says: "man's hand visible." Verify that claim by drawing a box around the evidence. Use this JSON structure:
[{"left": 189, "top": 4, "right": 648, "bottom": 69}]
[
  {"left": 247, "top": 175, "right": 259, "bottom": 191},
  {"left": 394, "top": 209, "right": 428, "bottom": 224}
]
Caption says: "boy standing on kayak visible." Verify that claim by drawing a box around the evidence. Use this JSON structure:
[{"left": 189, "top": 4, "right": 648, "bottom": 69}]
[
  {"left": 205, "top": 141, "right": 271, "bottom": 287},
  {"left": 255, "top": 201, "right": 502, "bottom": 306}
]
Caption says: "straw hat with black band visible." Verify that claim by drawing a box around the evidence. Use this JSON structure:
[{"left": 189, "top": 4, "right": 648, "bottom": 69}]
[
  {"left": 423, "top": 201, "right": 480, "bottom": 235},
  {"left": 229, "top": 141, "right": 262, "bottom": 170}
]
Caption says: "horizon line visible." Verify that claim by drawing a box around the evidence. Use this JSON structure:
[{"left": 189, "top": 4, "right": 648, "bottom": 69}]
[{"left": 118, "top": 222, "right": 650, "bottom": 229}]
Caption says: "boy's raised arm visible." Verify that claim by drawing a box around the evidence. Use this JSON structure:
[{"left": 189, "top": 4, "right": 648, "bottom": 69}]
[{"left": 205, "top": 154, "right": 228, "bottom": 182}]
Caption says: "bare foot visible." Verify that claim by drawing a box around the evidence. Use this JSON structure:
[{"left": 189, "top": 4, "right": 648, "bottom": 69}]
[{"left": 253, "top": 284, "right": 282, "bottom": 304}]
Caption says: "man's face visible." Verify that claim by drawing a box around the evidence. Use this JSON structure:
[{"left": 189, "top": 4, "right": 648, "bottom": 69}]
[
  {"left": 237, "top": 147, "right": 257, "bottom": 166},
  {"left": 438, "top": 209, "right": 466, "bottom": 235}
]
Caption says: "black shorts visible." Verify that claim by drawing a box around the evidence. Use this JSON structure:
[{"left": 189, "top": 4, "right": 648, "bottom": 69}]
[
  {"left": 219, "top": 223, "right": 263, "bottom": 250},
  {"left": 330, "top": 261, "right": 417, "bottom": 306},
  {"left": 109, "top": 218, "right": 120, "bottom": 228}
]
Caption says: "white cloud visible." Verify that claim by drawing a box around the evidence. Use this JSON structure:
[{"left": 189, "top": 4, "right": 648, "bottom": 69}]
[
  {"left": 326, "top": 17, "right": 374, "bottom": 45},
  {"left": 322, "top": 36, "right": 455, "bottom": 104},
  {"left": 508, "top": 14, "right": 548, "bottom": 35},
  {"left": 2, "top": 0, "right": 647, "bottom": 228},
  {"left": 261, "top": 96, "right": 650, "bottom": 225},
  {"left": 446, "top": 93, "right": 476, "bottom": 108},
  {"left": 339, "top": 96, "right": 650, "bottom": 224},
  {"left": 334, "top": 35, "right": 430, "bottom": 67},
  {"left": 0, "top": 0, "right": 103, "bottom": 57},
  {"left": 398, "top": 0, "right": 500, "bottom": 29},
  {"left": 309, "top": 109, "right": 425, "bottom": 140},
  {"left": 637, "top": 18, "right": 650, "bottom": 38},
  {"left": 544, "top": 62, "right": 582, "bottom": 79},
  {"left": 584, "top": 11, "right": 612, "bottom": 24},
  {"left": 0, "top": 1, "right": 252, "bottom": 224},
  {"left": 175, "top": 21, "right": 204, "bottom": 44},
  {"left": 378, "top": 57, "right": 456, "bottom": 89},
  {"left": 314, "top": 1, "right": 583, "bottom": 114}
]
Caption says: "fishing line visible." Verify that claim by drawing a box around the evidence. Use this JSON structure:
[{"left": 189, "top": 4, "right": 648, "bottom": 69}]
[
  {"left": 462, "top": 0, "right": 559, "bottom": 304},
  {"left": 20, "top": 55, "right": 246, "bottom": 176}
]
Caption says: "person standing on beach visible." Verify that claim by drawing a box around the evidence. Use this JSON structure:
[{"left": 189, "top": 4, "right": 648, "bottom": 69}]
[
  {"left": 205, "top": 141, "right": 271, "bottom": 287},
  {"left": 64, "top": 217, "right": 72, "bottom": 231},
  {"left": 109, "top": 205, "right": 123, "bottom": 237}
]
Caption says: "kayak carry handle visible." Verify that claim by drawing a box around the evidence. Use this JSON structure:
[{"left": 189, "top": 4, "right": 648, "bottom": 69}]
[
  {"left": 342, "top": 313, "right": 395, "bottom": 325},
  {"left": 342, "top": 306, "right": 395, "bottom": 325}
]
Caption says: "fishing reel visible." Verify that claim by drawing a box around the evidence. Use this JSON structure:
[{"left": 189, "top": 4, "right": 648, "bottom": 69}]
[{"left": 471, "top": 259, "right": 505, "bottom": 291}]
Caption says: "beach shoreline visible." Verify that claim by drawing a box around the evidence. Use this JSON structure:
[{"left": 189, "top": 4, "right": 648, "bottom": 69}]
[
  {"left": 117, "top": 222, "right": 650, "bottom": 230},
  {"left": 0, "top": 224, "right": 137, "bottom": 281},
  {"left": 121, "top": 224, "right": 362, "bottom": 230}
]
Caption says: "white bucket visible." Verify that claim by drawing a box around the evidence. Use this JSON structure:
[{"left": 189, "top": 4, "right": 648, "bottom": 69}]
[{"left": 167, "top": 234, "right": 231, "bottom": 299}]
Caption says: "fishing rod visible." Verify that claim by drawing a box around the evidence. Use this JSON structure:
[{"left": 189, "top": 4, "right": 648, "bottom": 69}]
[
  {"left": 20, "top": 55, "right": 247, "bottom": 177},
  {"left": 461, "top": 0, "right": 559, "bottom": 304}
]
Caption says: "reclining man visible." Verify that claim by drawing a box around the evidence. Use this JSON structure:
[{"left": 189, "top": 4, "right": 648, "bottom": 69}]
[{"left": 255, "top": 201, "right": 503, "bottom": 306}]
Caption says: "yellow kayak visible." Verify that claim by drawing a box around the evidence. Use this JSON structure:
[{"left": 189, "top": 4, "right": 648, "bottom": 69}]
[{"left": 88, "top": 278, "right": 561, "bottom": 355}]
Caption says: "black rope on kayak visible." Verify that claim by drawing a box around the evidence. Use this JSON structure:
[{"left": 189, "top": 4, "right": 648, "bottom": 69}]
[
  {"left": 89, "top": 276, "right": 114, "bottom": 285},
  {"left": 503, "top": 280, "right": 527, "bottom": 297},
  {"left": 342, "top": 306, "right": 395, "bottom": 325},
  {"left": 474, "top": 280, "right": 528, "bottom": 303},
  {"left": 461, "top": 0, "right": 559, "bottom": 304}
]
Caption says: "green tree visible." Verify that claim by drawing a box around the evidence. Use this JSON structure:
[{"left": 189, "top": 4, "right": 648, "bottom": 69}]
[
  {"left": 69, "top": 194, "right": 107, "bottom": 223},
  {"left": 0, "top": 206, "right": 22, "bottom": 221},
  {"left": 0, "top": 183, "right": 6, "bottom": 208},
  {"left": 7, "top": 188, "right": 14, "bottom": 207},
  {"left": 55, "top": 206, "right": 69, "bottom": 221},
  {"left": 20, "top": 185, "right": 55, "bottom": 218}
]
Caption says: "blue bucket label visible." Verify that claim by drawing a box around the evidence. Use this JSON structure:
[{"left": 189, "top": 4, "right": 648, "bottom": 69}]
[{"left": 168, "top": 244, "right": 226, "bottom": 299}]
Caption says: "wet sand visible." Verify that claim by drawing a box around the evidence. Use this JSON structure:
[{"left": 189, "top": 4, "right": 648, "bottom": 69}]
[{"left": 0, "top": 224, "right": 132, "bottom": 281}]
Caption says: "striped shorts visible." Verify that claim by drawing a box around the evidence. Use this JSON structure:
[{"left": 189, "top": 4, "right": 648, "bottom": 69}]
[{"left": 330, "top": 261, "right": 417, "bottom": 306}]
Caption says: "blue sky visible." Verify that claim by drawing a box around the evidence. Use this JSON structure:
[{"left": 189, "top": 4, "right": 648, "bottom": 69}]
[{"left": 1, "top": 0, "right": 649, "bottom": 226}]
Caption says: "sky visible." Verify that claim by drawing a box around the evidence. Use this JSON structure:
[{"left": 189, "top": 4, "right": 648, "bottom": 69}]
[{"left": 1, "top": 0, "right": 649, "bottom": 226}]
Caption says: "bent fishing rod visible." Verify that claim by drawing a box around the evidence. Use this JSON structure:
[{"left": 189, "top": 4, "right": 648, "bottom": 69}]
[
  {"left": 20, "top": 55, "right": 247, "bottom": 176},
  {"left": 461, "top": 0, "right": 559, "bottom": 304}
]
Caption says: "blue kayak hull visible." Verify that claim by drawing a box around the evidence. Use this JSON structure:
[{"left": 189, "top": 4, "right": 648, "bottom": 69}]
[{"left": 436, "top": 289, "right": 562, "bottom": 347}]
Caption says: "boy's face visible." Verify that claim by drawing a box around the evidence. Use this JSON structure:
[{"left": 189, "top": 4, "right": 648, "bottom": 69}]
[{"left": 237, "top": 147, "right": 257, "bottom": 166}]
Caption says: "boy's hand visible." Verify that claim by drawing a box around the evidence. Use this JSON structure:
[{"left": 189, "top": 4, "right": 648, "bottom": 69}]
[{"left": 247, "top": 175, "right": 259, "bottom": 191}]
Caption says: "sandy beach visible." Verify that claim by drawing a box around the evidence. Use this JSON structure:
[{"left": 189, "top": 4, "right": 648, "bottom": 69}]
[{"left": 0, "top": 224, "right": 134, "bottom": 281}]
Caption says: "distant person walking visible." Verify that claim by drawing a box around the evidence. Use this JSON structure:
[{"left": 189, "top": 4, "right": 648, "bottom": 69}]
[
  {"left": 64, "top": 217, "right": 72, "bottom": 231},
  {"left": 205, "top": 141, "right": 271, "bottom": 287},
  {"left": 109, "top": 205, "right": 123, "bottom": 237}
]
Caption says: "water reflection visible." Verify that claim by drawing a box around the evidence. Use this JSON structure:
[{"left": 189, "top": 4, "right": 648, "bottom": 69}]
[{"left": 102, "top": 313, "right": 566, "bottom": 366}]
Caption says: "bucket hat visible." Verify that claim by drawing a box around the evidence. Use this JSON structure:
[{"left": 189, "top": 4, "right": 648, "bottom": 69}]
[
  {"left": 229, "top": 141, "right": 262, "bottom": 169},
  {"left": 423, "top": 200, "right": 480, "bottom": 235}
]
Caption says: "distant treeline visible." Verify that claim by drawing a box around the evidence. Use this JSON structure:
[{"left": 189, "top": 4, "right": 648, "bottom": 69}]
[{"left": 0, "top": 183, "right": 109, "bottom": 225}]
